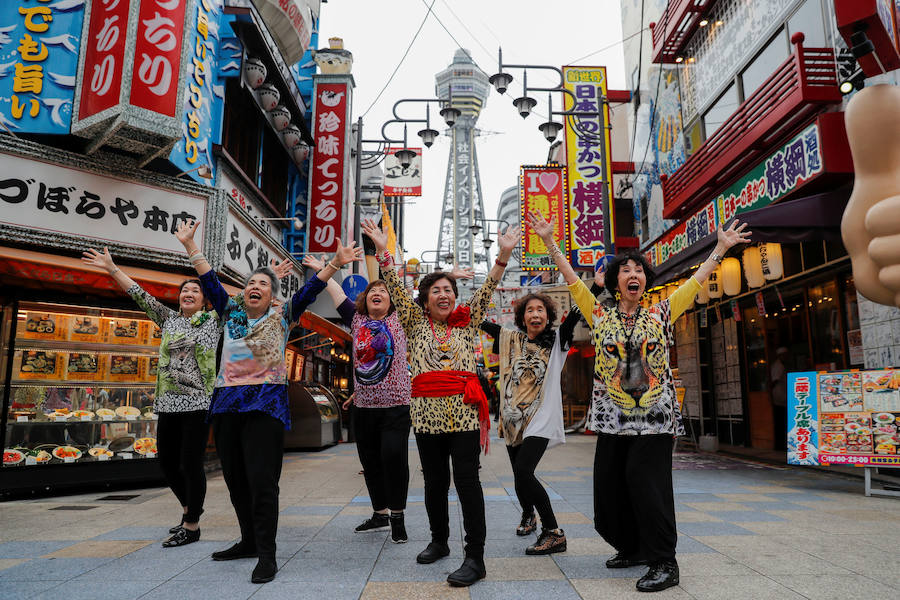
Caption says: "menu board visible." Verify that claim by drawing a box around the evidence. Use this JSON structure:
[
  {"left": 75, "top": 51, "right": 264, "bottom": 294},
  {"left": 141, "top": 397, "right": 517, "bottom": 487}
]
[
  {"left": 65, "top": 353, "right": 106, "bottom": 382},
  {"left": 788, "top": 370, "right": 900, "bottom": 466},
  {"left": 148, "top": 323, "right": 163, "bottom": 347},
  {"left": 145, "top": 356, "right": 160, "bottom": 383},
  {"left": 108, "top": 354, "right": 144, "bottom": 382},
  {"left": 21, "top": 312, "right": 67, "bottom": 340},
  {"left": 15, "top": 350, "right": 64, "bottom": 380},
  {"left": 293, "top": 354, "right": 305, "bottom": 381},
  {"left": 285, "top": 348, "right": 296, "bottom": 377},
  {"left": 106, "top": 319, "right": 149, "bottom": 346},
  {"left": 69, "top": 316, "right": 107, "bottom": 343}
]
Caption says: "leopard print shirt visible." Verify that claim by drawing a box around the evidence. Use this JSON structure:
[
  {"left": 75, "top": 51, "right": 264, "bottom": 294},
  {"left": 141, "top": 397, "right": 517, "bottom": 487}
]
[{"left": 381, "top": 265, "right": 499, "bottom": 434}]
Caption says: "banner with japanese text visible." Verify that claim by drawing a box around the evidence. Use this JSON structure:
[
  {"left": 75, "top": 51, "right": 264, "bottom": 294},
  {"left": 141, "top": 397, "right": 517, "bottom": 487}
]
[
  {"left": 307, "top": 78, "right": 352, "bottom": 253},
  {"left": 78, "top": 0, "right": 130, "bottom": 120},
  {"left": 130, "top": 0, "right": 189, "bottom": 117},
  {"left": 383, "top": 147, "right": 423, "bottom": 196},
  {"left": 562, "top": 65, "right": 614, "bottom": 269},
  {"left": 0, "top": 0, "right": 85, "bottom": 134},
  {"left": 519, "top": 165, "right": 568, "bottom": 270}
]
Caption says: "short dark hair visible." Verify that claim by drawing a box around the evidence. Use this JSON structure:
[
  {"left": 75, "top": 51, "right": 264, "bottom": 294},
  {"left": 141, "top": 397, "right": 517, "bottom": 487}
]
[
  {"left": 416, "top": 272, "right": 458, "bottom": 308},
  {"left": 178, "top": 279, "right": 208, "bottom": 309},
  {"left": 604, "top": 251, "right": 656, "bottom": 296},
  {"left": 355, "top": 279, "right": 395, "bottom": 316},
  {"left": 245, "top": 267, "right": 279, "bottom": 297},
  {"left": 513, "top": 293, "right": 558, "bottom": 332}
]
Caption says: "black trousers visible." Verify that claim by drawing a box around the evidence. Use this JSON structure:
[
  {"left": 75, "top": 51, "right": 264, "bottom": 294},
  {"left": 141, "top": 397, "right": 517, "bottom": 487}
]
[
  {"left": 506, "top": 436, "right": 557, "bottom": 530},
  {"left": 157, "top": 410, "right": 209, "bottom": 523},
  {"left": 354, "top": 405, "right": 411, "bottom": 511},
  {"left": 213, "top": 411, "right": 285, "bottom": 560},
  {"left": 415, "top": 430, "right": 485, "bottom": 560},
  {"left": 593, "top": 433, "right": 677, "bottom": 563}
]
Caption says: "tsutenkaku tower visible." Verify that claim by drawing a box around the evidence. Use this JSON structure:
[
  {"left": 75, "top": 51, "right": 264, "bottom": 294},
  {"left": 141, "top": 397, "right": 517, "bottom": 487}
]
[{"left": 435, "top": 49, "right": 490, "bottom": 270}]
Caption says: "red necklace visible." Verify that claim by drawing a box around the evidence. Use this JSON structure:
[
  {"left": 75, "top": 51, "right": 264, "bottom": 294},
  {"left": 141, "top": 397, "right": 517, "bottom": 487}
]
[{"left": 429, "top": 318, "right": 453, "bottom": 352}]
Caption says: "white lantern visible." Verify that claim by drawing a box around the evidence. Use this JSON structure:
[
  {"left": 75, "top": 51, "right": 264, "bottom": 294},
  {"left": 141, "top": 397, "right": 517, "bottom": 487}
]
[
  {"left": 760, "top": 243, "right": 784, "bottom": 280},
  {"left": 707, "top": 264, "right": 723, "bottom": 299},
  {"left": 722, "top": 257, "right": 742, "bottom": 296},
  {"left": 696, "top": 284, "right": 709, "bottom": 304},
  {"left": 742, "top": 246, "right": 766, "bottom": 288},
  {"left": 256, "top": 83, "right": 280, "bottom": 111},
  {"left": 282, "top": 125, "right": 302, "bottom": 148},
  {"left": 269, "top": 105, "right": 291, "bottom": 131},
  {"left": 242, "top": 57, "right": 267, "bottom": 89},
  {"left": 292, "top": 142, "right": 310, "bottom": 163}
]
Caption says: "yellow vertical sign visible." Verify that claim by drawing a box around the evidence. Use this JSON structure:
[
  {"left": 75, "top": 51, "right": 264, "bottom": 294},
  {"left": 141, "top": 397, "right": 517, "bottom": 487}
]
[{"left": 562, "top": 65, "right": 614, "bottom": 268}]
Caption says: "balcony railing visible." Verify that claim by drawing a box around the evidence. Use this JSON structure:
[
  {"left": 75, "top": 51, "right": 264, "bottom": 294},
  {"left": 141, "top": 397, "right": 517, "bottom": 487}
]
[
  {"left": 661, "top": 36, "right": 841, "bottom": 220},
  {"left": 650, "top": 0, "right": 714, "bottom": 64}
]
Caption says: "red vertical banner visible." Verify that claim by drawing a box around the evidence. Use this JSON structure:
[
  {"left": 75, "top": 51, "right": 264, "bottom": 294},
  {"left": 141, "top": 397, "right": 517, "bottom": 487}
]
[
  {"left": 129, "top": 0, "right": 188, "bottom": 116},
  {"left": 307, "top": 81, "right": 350, "bottom": 253},
  {"left": 519, "top": 165, "right": 569, "bottom": 270},
  {"left": 79, "top": 0, "right": 131, "bottom": 119}
]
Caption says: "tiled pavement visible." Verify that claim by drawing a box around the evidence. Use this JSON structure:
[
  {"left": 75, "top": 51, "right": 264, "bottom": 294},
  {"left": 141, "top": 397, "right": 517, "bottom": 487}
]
[{"left": 1, "top": 433, "right": 899, "bottom": 599}]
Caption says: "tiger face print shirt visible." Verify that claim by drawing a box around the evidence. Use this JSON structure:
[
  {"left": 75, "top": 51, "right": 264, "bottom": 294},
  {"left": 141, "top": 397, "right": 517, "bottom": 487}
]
[{"left": 381, "top": 265, "right": 499, "bottom": 434}]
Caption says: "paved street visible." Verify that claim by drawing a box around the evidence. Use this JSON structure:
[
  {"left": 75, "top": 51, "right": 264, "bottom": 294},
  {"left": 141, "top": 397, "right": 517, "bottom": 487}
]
[{"left": 1, "top": 432, "right": 898, "bottom": 600}]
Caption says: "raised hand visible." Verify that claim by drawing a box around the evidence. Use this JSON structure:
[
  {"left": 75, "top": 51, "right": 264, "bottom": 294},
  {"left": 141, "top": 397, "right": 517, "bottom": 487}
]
[
  {"left": 81, "top": 247, "right": 116, "bottom": 272},
  {"left": 301, "top": 254, "right": 327, "bottom": 271},
  {"left": 174, "top": 219, "right": 200, "bottom": 246},
  {"left": 270, "top": 257, "right": 293, "bottom": 280},
  {"left": 718, "top": 219, "right": 752, "bottom": 250},
  {"left": 334, "top": 239, "right": 365, "bottom": 266},
  {"left": 450, "top": 266, "right": 475, "bottom": 280},
  {"left": 361, "top": 218, "right": 388, "bottom": 252},
  {"left": 526, "top": 209, "right": 554, "bottom": 241},
  {"left": 498, "top": 223, "right": 521, "bottom": 253}
]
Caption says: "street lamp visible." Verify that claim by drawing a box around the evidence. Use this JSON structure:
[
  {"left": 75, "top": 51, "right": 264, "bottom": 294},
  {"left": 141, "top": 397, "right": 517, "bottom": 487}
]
[
  {"left": 259, "top": 217, "right": 304, "bottom": 229},
  {"left": 176, "top": 164, "right": 213, "bottom": 179}
]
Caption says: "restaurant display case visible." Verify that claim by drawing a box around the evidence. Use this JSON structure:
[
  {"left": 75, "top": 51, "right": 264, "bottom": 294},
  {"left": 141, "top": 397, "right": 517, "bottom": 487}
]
[{"left": 285, "top": 382, "right": 341, "bottom": 449}]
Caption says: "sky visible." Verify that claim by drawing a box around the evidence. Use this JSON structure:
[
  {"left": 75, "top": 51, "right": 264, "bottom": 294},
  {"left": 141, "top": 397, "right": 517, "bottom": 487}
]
[{"left": 317, "top": 0, "right": 627, "bottom": 267}]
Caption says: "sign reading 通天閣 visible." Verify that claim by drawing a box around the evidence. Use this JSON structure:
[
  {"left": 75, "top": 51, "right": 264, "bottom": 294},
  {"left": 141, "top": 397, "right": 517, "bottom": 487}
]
[
  {"left": 0, "top": 0, "right": 85, "bottom": 134},
  {"left": 519, "top": 165, "right": 568, "bottom": 270},
  {"left": 563, "top": 66, "right": 614, "bottom": 269}
]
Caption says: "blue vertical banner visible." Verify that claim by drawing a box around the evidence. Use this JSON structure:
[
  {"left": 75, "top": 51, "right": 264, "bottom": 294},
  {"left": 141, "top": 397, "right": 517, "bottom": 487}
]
[
  {"left": 787, "top": 371, "right": 819, "bottom": 466},
  {"left": 169, "top": 0, "right": 225, "bottom": 185},
  {"left": 0, "top": 0, "right": 85, "bottom": 134}
]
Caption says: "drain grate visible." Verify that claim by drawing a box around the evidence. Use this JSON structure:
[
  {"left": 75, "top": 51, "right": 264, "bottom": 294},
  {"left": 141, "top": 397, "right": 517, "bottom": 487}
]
[
  {"left": 96, "top": 494, "right": 140, "bottom": 501},
  {"left": 50, "top": 505, "right": 97, "bottom": 511}
]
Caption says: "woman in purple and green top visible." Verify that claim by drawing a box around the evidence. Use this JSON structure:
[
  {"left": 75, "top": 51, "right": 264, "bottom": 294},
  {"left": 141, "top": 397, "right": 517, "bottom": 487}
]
[
  {"left": 175, "top": 220, "right": 362, "bottom": 584},
  {"left": 303, "top": 254, "right": 418, "bottom": 544}
]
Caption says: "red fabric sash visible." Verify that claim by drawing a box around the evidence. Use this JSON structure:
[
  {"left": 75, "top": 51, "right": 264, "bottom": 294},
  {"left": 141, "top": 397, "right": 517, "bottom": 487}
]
[{"left": 411, "top": 370, "right": 490, "bottom": 453}]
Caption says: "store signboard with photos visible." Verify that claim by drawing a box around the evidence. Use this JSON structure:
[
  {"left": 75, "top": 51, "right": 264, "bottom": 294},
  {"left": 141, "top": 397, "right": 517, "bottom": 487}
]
[{"left": 788, "top": 370, "right": 900, "bottom": 466}]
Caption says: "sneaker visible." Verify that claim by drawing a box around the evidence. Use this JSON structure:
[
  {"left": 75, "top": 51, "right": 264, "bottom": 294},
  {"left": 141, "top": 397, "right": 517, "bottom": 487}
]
[
  {"left": 389, "top": 512, "right": 407, "bottom": 543},
  {"left": 354, "top": 512, "right": 390, "bottom": 532},
  {"left": 526, "top": 528, "right": 567, "bottom": 555},
  {"left": 636, "top": 560, "right": 679, "bottom": 592},
  {"left": 516, "top": 511, "right": 537, "bottom": 536}
]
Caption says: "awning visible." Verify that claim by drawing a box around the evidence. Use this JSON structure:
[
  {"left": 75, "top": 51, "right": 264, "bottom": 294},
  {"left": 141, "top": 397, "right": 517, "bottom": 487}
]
[
  {"left": 298, "top": 310, "right": 351, "bottom": 345},
  {"left": 652, "top": 191, "right": 849, "bottom": 284}
]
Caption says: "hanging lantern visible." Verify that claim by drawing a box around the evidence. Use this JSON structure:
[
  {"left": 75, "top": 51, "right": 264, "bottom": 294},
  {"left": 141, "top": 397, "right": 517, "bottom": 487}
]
[
  {"left": 256, "top": 83, "right": 280, "bottom": 111},
  {"left": 269, "top": 105, "right": 291, "bottom": 131},
  {"left": 282, "top": 125, "right": 302, "bottom": 148},
  {"left": 292, "top": 142, "right": 310, "bottom": 163},
  {"left": 742, "top": 246, "right": 766, "bottom": 288},
  {"left": 707, "top": 264, "right": 723, "bottom": 299},
  {"left": 696, "top": 283, "right": 709, "bottom": 304},
  {"left": 722, "top": 257, "right": 742, "bottom": 296},
  {"left": 760, "top": 243, "right": 784, "bottom": 280},
  {"left": 243, "top": 57, "right": 267, "bottom": 89}
]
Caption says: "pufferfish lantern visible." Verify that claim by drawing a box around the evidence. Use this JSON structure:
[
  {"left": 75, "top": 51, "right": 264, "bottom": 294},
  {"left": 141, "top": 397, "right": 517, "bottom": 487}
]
[
  {"left": 841, "top": 84, "right": 900, "bottom": 308},
  {"left": 313, "top": 37, "right": 353, "bottom": 75}
]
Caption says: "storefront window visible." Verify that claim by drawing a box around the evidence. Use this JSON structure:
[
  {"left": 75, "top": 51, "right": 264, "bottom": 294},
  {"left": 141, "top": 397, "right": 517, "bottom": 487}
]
[
  {"left": 842, "top": 275, "right": 863, "bottom": 366},
  {"left": 808, "top": 280, "right": 844, "bottom": 370},
  {"left": 740, "top": 29, "right": 789, "bottom": 99},
  {"left": 703, "top": 83, "right": 739, "bottom": 138},
  {"left": 787, "top": 0, "right": 827, "bottom": 47},
  {"left": 742, "top": 306, "right": 768, "bottom": 393}
]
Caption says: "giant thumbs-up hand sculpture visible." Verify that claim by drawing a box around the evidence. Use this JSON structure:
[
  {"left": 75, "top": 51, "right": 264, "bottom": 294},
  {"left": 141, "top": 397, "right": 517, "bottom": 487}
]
[{"left": 841, "top": 84, "right": 900, "bottom": 307}]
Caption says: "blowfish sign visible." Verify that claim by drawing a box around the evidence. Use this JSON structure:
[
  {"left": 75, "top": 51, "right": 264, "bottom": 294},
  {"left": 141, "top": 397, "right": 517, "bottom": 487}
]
[{"left": 0, "top": 0, "right": 86, "bottom": 134}]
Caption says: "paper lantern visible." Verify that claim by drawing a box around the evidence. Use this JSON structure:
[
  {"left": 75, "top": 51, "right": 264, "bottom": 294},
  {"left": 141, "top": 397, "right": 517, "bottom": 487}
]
[
  {"left": 742, "top": 246, "right": 766, "bottom": 288},
  {"left": 696, "top": 284, "right": 709, "bottom": 304},
  {"left": 722, "top": 257, "right": 742, "bottom": 296},
  {"left": 269, "top": 105, "right": 291, "bottom": 131},
  {"left": 760, "top": 243, "right": 784, "bottom": 280},
  {"left": 292, "top": 142, "right": 310, "bottom": 164},
  {"left": 256, "top": 83, "right": 280, "bottom": 111},
  {"left": 282, "top": 125, "right": 302, "bottom": 148},
  {"left": 707, "top": 264, "right": 723, "bottom": 299},
  {"left": 243, "top": 57, "right": 266, "bottom": 89}
]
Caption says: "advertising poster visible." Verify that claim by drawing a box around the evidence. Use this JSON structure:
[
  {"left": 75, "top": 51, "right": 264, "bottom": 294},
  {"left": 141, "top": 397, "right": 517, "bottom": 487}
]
[
  {"left": 383, "top": 147, "right": 423, "bottom": 196},
  {"left": 519, "top": 165, "right": 568, "bottom": 270}
]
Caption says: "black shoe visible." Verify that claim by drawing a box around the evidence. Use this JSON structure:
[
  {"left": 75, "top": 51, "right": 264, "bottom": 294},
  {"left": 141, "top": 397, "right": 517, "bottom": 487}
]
[
  {"left": 446, "top": 557, "right": 486, "bottom": 587},
  {"left": 636, "top": 560, "right": 679, "bottom": 592},
  {"left": 169, "top": 517, "right": 185, "bottom": 534},
  {"left": 516, "top": 511, "right": 536, "bottom": 536},
  {"left": 211, "top": 542, "right": 257, "bottom": 561},
  {"left": 526, "top": 528, "right": 567, "bottom": 555},
  {"left": 606, "top": 552, "right": 648, "bottom": 569},
  {"left": 162, "top": 527, "right": 200, "bottom": 548},
  {"left": 389, "top": 512, "right": 407, "bottom": 544},
  {"left": 354, "top": 512, "right": 390, "bottom": 532},
  {"left": 251, "top": 558, "right": 277, "bottom": 584},
  {"left": 415, "top": 541, "right": 450, "bottom": 564}
]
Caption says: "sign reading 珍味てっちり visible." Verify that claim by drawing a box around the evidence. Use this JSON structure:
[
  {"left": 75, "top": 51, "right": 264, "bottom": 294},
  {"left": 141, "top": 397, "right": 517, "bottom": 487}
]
[
  {"left": 562, "top": 66, "right": 614, "bottom": 269},
  {"left": 307, "top": 79, "right": 352, "bottom": 253},
  {"left": 0, "top": 0, "right": 85, "bottom": 134},
  {"left": 519, "top": 165, "right": 568, "bottom": 270},
  {"left": 129, "top": 0, "right": 189, "bottom": 117},
  {"left": 649, "top": 121, "right": 826, "bottom": 267}
]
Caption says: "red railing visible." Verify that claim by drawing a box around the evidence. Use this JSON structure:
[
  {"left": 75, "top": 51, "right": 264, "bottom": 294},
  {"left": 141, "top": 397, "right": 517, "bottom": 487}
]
[
  {"left": 661, "top": 37, "right": 841, "bottom": 219},
  {"left": 650, "top": 0, "right": 713, "bottom": 64}
]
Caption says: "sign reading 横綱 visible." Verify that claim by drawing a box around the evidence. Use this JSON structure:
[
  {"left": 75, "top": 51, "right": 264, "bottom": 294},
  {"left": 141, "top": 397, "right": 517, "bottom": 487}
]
[
  {"left": 562, "top": 66, "right": 614, "bottom": 269},
  {"left": 519, "top": 165, "right": 568, "bottom": 270},
  {"left": 307, "top": 77, "right": 352, "bottom": 254},
  {"left": 78, "top": 0, "right": 130, "bottom": 120},
  {"left": 0, "top": 150, "right": 205, "bottom": 255},
  {"left": 384, "top": 147, "right": 423, "bottom": 197},
  {"left": 130, "top": 0, "right": 188, "bottom": 117},
  {"left": 0, "top": 0, "right": 86, "bottom": 134}
]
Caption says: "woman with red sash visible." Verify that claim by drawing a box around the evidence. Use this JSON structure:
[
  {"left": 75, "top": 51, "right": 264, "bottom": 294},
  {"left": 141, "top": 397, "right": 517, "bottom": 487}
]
[{"left": 362, "top": 218, "right": 520, "bottom": 588}]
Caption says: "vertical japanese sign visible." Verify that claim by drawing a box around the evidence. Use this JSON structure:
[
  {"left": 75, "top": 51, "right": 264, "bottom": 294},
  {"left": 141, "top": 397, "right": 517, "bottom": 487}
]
[
  {"left": 78, "top": 0, "right": 131, "bottom": 120},
  {"left": 307, "top": 79, "right": 351, "bottom": 253},
  {"left": 169, "top": 0, "right": 224, "bottom": 185},
  {"left": 563, "top": 65, "right": 614, "bottom": 269},
  {"left": 451, "top": 126, "right": 478, "bottom": 268},
  {"left": 383, "top": 147, "right": 423, "bottom": 196},
  {"left": 129, "top": 0, "right": 188, "bottom": 117},
  {"left": 788, "top": 372, "right": 819, "bottom": 466},
  {"left": 0, "top": 0, "right": 85, "bottom": 134},
  {"left": 519, "top": 165, "right": 568, "bottom": 270}
]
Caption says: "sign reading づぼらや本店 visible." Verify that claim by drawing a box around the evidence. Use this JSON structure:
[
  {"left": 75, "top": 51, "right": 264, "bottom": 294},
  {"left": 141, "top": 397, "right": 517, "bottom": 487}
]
[
  {"left": 519, "top": 165, "right": 569, "bottom": 270},
  {"left": 788, "top": 370, "right": 900, "bottom": 467},
  {"left": 307, "top": 76, "right": 353, "bottom": 254}
]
